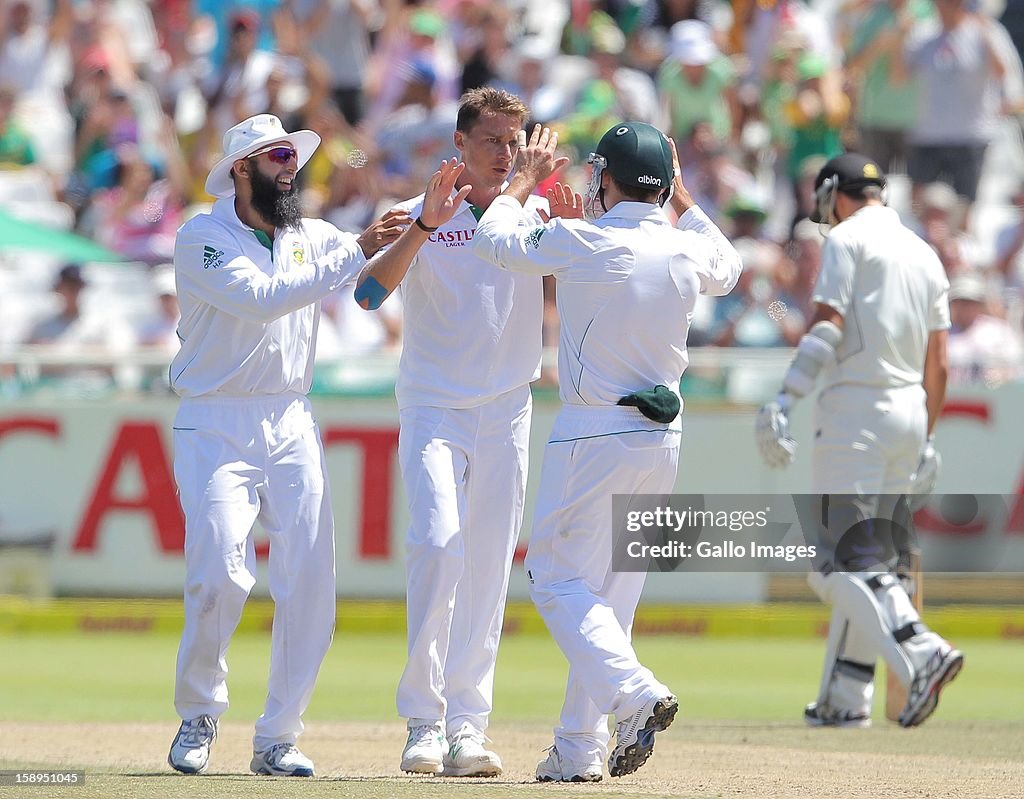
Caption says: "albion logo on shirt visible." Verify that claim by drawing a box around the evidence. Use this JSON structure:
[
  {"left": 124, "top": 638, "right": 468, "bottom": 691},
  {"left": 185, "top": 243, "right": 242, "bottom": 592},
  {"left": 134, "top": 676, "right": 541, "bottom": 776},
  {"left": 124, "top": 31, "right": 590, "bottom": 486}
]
[{"left": 428, "top": 228, "right": 474, "bottom": 248}]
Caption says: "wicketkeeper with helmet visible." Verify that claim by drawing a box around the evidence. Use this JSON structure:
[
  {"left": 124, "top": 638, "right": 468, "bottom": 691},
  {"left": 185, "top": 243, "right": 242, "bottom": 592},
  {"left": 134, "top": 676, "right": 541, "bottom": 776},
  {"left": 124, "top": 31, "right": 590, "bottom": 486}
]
[
  {"left": 474, "top": 121, "right": 742, "bottom": 781},
  {"left": 754, "top": 152, "right": 964, "bottom": 729}
]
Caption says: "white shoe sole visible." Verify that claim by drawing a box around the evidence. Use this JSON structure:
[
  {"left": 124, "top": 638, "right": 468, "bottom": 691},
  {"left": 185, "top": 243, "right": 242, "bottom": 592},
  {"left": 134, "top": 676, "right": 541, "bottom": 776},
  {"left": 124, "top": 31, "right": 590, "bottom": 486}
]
[
  {"left": 444, "top": 757, "right": 502, "bottom": 777},
  {"left": 537, "top": 772, "right": 603, "bottom": 783},
  {"left": 167, "top": 752, "right": 208, "bottom": 775},
  {"left": 401, "top": 756, "right": 444, "bottom": 775},
  {"left": 249, "top": 757, "right": 315, "bottom": 777},
  {"left": 608, "top": 696, "right": 678, "bottom": 778},
  {"left": 900, "top": 649, "right": 964, "bottom": 728},
  {"left": 804, "top": 705, "right": 872, "bottom": 729}
]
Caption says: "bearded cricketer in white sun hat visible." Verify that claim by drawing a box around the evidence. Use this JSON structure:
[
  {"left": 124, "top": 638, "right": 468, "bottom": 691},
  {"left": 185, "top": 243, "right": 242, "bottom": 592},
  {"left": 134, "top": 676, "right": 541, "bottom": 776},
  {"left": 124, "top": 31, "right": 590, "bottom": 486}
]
[{"left": 166, "top": 113, "right": 460, "bottom": 778}]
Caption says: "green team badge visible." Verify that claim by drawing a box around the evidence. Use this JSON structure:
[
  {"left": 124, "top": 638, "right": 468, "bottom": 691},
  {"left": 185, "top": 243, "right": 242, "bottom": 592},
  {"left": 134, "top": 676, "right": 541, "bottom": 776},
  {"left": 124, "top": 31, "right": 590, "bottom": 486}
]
[
  {"left": 526, "top": 227, "right": 545, "bottom": 249},
  {"left": 292, "top": 244, "right": 305, "bottom": 265},
  {"left": 203, "top": 245, "right": 225, "bottom": 269}
]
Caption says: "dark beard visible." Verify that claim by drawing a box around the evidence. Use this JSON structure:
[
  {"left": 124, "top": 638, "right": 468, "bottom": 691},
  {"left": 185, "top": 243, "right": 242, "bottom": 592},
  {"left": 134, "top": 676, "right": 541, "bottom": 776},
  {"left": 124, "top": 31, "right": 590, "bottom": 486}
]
[{"left": 250, "top": 166, "right": 303, "bottom": 230}]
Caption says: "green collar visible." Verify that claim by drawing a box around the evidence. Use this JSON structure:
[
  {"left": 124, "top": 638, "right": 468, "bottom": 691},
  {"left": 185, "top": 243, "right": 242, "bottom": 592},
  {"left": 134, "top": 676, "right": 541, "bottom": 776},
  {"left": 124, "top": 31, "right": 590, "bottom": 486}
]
[
  {"left": 469, "top": 205, "right": 484, "bottom": 222},
  {"left": 252, "top": 229, "right": 274, "bottom": 250}
]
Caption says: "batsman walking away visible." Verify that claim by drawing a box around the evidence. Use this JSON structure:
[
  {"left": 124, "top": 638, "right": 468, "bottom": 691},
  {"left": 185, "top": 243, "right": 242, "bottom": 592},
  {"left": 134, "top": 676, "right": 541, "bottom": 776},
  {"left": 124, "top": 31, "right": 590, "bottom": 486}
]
[{"left": 755, "top": 152, "right": 964, "bottom": 730}]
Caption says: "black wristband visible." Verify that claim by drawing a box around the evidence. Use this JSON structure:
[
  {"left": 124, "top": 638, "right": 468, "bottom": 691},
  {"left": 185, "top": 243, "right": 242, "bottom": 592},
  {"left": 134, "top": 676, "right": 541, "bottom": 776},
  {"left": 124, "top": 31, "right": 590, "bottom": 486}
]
[{"left": 415, "top": 217, "right": 439, "bottom": 233}]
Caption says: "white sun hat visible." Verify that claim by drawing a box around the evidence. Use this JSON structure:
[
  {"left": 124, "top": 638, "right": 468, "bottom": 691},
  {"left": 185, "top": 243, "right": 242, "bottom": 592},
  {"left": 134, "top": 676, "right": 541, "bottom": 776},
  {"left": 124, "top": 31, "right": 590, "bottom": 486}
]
[
  {"left": 669, "top": 20, "right": 718, "bottom": 66},
  {"left": 204, "top": 113, "right": 321, "bottom": 199}
]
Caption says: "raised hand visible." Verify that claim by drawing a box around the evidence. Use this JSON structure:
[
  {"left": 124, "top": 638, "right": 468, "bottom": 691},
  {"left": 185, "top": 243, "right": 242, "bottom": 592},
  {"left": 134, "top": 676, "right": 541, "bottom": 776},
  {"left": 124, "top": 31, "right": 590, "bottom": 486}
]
[
  {"left": 356, "top": 206, "right": 412, "bottom": 258},
  {"left": 539, "top": 182, "right": 583, "bottom": 222},
  {"left": 666, "top": 136, "right": 694, "bottom": 214},
  {"left": 516, "top": 124, "right": 571, "bottom": 188},
  {"left": 419, "top": 159, "right": 472, "bottom": 230}
]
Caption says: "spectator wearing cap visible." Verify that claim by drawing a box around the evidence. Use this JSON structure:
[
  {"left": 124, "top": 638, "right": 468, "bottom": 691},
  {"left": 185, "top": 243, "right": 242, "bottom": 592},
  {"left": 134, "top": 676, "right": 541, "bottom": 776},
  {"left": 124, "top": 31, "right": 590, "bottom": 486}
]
[
  {"left": 914, "top": 181, "right": 983, "bottom": 277},
  {"left": 374, "top": 56, "right": 458, "bottom": 199},
  {"left": 137, "top": 265, "right": 181, "bottom": 354},
  {"left": 23, "top": 263, "right": 135, "bottom": 387},
  {"left": 782, "top": 52, "right": 849, "bottom": 189},
  {"left": 947, "top": 272, "right": 1023, "bottom": 385},
  {"left": 723, "top": 189, "right": 772, "bottom": 241},
  {"left": 657, "top": 20, "right": 737, "bottom": 145}
]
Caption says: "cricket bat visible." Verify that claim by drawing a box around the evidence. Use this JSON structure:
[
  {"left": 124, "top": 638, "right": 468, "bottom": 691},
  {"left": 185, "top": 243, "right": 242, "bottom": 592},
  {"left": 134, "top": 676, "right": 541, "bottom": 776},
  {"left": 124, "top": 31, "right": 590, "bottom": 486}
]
[{"left": 885, "top": 551, "right": 922, "bottom": 721}]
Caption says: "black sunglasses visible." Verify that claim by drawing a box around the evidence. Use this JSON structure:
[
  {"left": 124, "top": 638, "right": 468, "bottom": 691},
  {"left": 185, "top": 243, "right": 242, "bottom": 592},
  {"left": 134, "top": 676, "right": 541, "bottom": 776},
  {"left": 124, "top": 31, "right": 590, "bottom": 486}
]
[{"left": 249, "top": 146, "right": 297, "bottom": 165}]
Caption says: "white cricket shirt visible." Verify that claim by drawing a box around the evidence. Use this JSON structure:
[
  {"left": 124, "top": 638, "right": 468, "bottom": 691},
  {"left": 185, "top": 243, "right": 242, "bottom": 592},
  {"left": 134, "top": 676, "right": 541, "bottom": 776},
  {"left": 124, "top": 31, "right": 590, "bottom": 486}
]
[
  {"left": 813, "top": 205, "right": 951, "bottom": 390},
  {"left": 170, "top": 198, "right": 366, "bottom": 397},
  {"left": 388, "top": 193, "right": 547, "bottom": 410},
  {"left": 474, "top": 197, "right": 742, "bottom": 427}
]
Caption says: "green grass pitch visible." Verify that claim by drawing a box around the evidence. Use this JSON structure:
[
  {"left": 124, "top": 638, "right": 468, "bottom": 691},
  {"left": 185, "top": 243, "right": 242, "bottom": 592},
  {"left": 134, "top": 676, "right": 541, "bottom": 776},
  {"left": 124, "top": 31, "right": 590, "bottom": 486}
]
[{"left": 2, "top": 631, "right": 1021, "bottom": 724}]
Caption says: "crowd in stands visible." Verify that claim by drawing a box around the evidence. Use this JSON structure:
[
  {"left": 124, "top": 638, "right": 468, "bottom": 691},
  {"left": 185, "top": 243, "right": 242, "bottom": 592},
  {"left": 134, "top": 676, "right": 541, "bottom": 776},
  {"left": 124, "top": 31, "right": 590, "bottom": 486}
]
[{"left": 2, "top": 0, "right": 1024, "bottom": 396}]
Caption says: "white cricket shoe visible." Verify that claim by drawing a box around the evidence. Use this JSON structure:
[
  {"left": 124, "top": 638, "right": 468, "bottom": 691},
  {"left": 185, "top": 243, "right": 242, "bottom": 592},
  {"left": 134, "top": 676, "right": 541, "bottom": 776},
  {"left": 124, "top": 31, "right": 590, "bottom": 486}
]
[
  {"left": 803, "top": 702, "right": 872, "bottom": 729},
  {"left": 401, "top": 722, "right": 447, "bottom": 775},
  {"left": 249, "top": 743, "right": 315, "bottom": 777},
  {"left": 608, "top": 695, "right": 678, "bottom": 778},
  {"left": 443, "top": 729, "right": 502, "bottom": 777},
  {"left": 535, "top": 745, "right": 603, "bottom": 783},
  {"left": 167, "top": 715, "right": 217, "bottom": 775},
  {"left": 899, "top": 638, "right": 964, "bottom": 728}
]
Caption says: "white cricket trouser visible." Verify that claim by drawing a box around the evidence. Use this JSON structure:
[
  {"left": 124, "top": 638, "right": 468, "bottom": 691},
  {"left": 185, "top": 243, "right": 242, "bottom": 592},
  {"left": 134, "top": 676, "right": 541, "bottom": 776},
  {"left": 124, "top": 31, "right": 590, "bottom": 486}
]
[
  {"left": 396, "top": 384, "right": 531, "bottom": 735},
  {"left": 526, "top": 405, "right": 679, "bottom": 765},
  {"left": 172, "top": 393, "right": 336, "bottom": 751},
  {"left": 811, "top": 384, "right": 927, "bottom": 713},
  {"left": 812, "top": 384, "right": 926, "bottom": 497}
]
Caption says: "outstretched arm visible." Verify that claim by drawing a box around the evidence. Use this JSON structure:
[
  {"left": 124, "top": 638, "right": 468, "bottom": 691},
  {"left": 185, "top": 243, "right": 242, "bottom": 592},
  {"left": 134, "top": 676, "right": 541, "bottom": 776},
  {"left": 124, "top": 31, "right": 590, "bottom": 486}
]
[{"left": 354, "top": 160, "right": 471, "bottom": 310}]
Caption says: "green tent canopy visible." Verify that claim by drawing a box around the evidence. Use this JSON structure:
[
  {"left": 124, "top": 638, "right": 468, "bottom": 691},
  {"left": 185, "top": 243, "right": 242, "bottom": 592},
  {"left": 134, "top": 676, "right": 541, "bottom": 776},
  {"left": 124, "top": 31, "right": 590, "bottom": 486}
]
[{"left": 0, "top": 208, "right": 124, "bottom": 263}]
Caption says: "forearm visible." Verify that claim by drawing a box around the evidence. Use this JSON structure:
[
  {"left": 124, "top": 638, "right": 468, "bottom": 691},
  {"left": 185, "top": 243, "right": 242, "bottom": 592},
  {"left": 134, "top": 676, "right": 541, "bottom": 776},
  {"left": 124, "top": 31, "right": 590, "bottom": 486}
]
[
  {"left": 182, "top": 246, "right": 366, "bottom": 323},
  {"left": 501, "top": 171, "right": 538, "bottom": 207},
  {"left": 923, "top": 329, "right": 948, "bottom": 435},
  {"left": 474, "top": 196, "right": 555, "bottom": 276},
  {"left": 777, "top": 305, "right": 845, "bottom": 405},
  {"left": 668, "top": 183, "right": 696, "bottom": 216},
  {"left": 923, "top": 364, "right": 946, "bottom": 435},
  {"left": 678, "top": 205, "right": 743, "bottom": 296},
  {"left": 355, "top": 222, "right": 431, "bottom": 309}
]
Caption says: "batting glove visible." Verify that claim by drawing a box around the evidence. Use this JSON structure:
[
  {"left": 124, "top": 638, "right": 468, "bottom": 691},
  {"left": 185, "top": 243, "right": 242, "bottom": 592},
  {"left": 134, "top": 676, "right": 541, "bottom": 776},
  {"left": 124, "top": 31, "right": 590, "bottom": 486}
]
[
  {"left": 755, "top": 394, "right": 797, "bottom": 469},
  {"left": 911, "top": 436, "right": 941, "bottom": 498}
]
